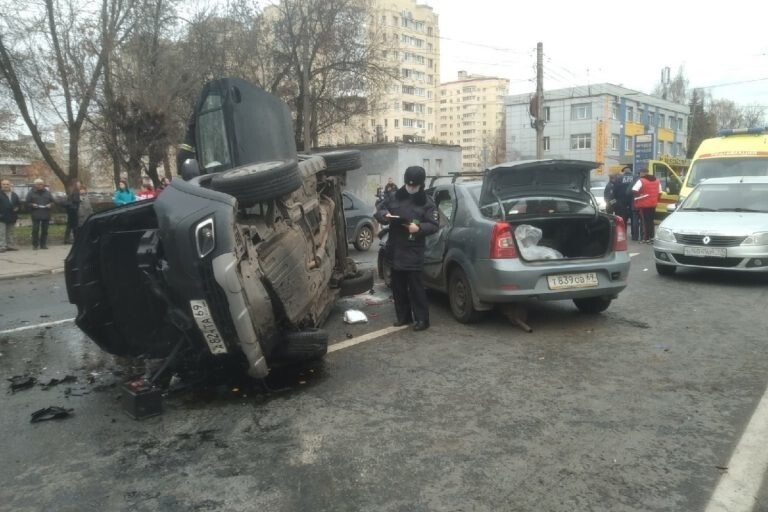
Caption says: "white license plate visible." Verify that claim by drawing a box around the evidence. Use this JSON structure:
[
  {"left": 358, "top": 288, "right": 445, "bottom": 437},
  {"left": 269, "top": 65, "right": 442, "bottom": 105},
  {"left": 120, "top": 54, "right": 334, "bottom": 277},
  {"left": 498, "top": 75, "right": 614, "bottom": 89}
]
[
  {"left": 190, "top": 299, "right": 228, "bottom": 354},
  {"left": 547, "top": 272, "right": 599, "bottom": 290},
  {"left": 683, "top": 246, "right": 727, "bottom": 258}
]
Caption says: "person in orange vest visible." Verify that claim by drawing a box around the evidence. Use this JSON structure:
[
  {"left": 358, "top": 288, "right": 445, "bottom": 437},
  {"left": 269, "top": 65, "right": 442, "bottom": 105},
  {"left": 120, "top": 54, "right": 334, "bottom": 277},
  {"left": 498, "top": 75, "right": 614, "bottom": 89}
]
[{"left": 631, "top": 168, "right": 662, "bottom": 243}]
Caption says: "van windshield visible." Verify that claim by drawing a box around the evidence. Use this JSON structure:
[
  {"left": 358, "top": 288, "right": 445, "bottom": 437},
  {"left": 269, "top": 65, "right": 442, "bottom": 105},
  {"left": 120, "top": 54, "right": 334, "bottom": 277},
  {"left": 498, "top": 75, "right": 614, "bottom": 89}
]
[{"left": 687, "top": 157, "right": 768, "bottom": 187}]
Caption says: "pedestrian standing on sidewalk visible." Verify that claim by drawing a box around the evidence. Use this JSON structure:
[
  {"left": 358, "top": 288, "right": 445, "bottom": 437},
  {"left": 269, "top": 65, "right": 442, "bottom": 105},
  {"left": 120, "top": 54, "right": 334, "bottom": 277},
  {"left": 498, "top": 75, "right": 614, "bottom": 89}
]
[
  {"left": 112, "top": 179, "right": 136, "bottom": 206},
  {"left": 632, "top": 169, "right": 662, "bottom": 243},
  {"left": 0, "top": 179, "right": 21, "bottom": 252},
  {"left": 64, "top": 179, "right": 81, "bottom": 244},
  {"left": 26, "top": 178, "right": 54, "bottom": 250},
  {"left": 375, "top": 166, "right": 438, "bottom": 332},
  {"left": 77, "top": 185, "right": 93, "bottom": 228},
  {"left": 613, "top": 167, "right": 635, "bottom": 236}
]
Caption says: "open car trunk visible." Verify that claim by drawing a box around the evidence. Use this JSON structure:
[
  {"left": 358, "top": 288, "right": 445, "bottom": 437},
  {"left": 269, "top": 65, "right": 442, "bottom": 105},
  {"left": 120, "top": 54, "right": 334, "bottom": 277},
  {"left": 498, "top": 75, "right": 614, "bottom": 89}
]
[{"left": 512, "top": 215, "right": 612, "bottom": 261}]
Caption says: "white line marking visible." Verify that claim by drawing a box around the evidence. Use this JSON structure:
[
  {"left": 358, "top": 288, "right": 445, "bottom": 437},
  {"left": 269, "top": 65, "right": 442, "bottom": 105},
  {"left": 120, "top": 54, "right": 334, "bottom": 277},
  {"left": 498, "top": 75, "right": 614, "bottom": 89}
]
[
  {"left": 0, "top": 318, "right": 75, "bottom": 335},
  {"left": 630, "top": 252, "right": 640, "bottom": 258},
  {"left": 328, "top": 324, "right": 409, "bottom": 353},
  {"left": 705, "top": 384, "right": 768, "bottom": 511}
]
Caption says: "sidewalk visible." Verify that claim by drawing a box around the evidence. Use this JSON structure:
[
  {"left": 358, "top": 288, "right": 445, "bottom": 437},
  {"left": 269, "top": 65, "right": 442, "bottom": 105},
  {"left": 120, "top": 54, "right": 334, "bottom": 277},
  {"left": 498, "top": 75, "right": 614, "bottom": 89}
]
[{"left": 0, "top": 245, "right": 70, "bottom": 281}]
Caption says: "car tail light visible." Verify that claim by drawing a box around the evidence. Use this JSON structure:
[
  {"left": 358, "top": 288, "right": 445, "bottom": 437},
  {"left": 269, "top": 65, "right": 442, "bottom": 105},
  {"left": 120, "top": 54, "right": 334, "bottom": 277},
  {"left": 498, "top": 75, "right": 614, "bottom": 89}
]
[
  {"left": 613, "top": 216, "right": 627, "bottom": 252},
  {"left": 490, "top": 222, "right": 517, "bottom": 259}
]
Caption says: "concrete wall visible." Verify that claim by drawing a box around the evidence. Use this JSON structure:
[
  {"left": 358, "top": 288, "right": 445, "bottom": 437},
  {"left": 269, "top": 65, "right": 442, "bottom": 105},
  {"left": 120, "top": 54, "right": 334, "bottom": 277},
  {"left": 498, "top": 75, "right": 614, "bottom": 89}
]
[{"left": 332, "top": 143, "right": 461, "bottom": 206}]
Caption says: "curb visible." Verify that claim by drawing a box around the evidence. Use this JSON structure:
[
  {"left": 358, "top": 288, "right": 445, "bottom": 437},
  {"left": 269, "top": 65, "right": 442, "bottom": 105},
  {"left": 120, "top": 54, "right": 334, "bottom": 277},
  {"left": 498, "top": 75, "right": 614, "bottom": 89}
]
[{"left": 0, "top": 267, "right": 65, "bottom": 282}]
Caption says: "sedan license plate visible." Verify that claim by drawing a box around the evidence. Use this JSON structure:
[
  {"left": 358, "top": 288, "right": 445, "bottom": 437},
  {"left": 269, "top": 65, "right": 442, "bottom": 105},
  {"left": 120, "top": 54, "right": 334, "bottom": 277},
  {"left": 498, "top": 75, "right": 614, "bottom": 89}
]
[
  {"left": 547, "top": 272, "right": 599, "bottom": 290},
  {"left": 190, "top": 299, "right": 228, "bottom": 354},
  {"left": 683, "top": 246, "right": 726, "bottom": 258}
]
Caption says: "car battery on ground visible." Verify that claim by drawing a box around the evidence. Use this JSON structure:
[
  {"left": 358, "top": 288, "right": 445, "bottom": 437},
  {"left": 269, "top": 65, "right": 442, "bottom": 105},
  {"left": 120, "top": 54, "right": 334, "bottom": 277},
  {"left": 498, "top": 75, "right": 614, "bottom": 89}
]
[{"left": 121, "top": 378, "right": 163, "bottom": 420}]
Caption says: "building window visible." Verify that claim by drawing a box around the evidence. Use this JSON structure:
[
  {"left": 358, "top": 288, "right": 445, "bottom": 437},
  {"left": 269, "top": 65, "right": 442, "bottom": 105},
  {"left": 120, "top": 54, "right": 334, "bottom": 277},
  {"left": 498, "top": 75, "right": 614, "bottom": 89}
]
[
  {"left": 610, "top": 134, "right": 619, "bottom": 151},
  {"left": 657, "top": 140, "right": 663, "bottom": 155},
  {"left": 394, "top": 119, "right": 399, "bottom": 128},
  {"left": 543, "top": 136, "right": 550, "bottom": 151},
  {"left": 544, "top": 106, "right": 551, "bottom": 121},
  {"left": 638, "top": 108, "right": 645, "bottom": 123},
  {"left": 611, "top": 104, "right": 618, "bottom": 120},
  {"left": 571, "top": 103, "right": 591, "bottom": 120},
  {"left": 626, "top": 106, "right": 634, "bottom": 123},
  {"left": 570, "top": 133, "right": 592, "bottom": 150},
  {"left": 624, "top": 136, "right": 632, "bottom": 152},
  {"left": 658, "top": 113, "right": 665, "bottom": 128}
]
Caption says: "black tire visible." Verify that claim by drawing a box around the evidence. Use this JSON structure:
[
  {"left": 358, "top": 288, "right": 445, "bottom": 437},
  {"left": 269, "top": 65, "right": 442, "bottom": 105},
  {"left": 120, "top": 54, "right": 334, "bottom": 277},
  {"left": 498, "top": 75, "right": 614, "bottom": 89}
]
[
  {"left": 353, "top": 225, "right": 374, "bottom": 251},
  {"left": 315, "top": 150, "right": 362, "bottom": 174},
  {"left": 448, "top": 268, "right": 483, "bottom": 323},
  {"left": 339, "top": 269, "right": 374, "bottom": 296},
  {"left": 209, "top": 160, "right": 301, "bottom": 203},
  {"left": 573, "top": 296, "right": 613, "bottom": 314},
  {"left": 656, "top": 263, "right": 676, "bottom": 276},
  {"left": 276, "top": 328, "right": 328, "bottom": 363}
]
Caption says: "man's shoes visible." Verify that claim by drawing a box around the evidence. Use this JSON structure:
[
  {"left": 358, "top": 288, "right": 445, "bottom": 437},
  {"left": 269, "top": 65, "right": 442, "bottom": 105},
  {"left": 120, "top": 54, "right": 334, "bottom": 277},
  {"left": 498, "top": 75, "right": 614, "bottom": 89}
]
[
  {"left": 7, "top": 247, "right": 18, "bottom": 251},
  {"left": 412, "top": 321, "right": 429, "bottom": 332},
  {"left": 393, "top": 320, "right": 412, "bottom": 327},
  {"left": 41, "top": 245, "right": 49, "bottom": 249}
]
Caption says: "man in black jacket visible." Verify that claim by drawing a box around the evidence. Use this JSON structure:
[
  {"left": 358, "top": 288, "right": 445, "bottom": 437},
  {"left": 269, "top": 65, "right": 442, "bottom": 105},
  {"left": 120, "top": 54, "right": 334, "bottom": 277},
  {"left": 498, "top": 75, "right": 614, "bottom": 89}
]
[
  {"left": 375, "top": 166, "right": 438, "bottom": 331},
  {"left": 26, "top": 178, "right": 54, "bottom": 250},
  {"left": 0, "top": 179, "right": 21, "bottom": 252},
  {"left": 64, "top": 179, "right": 81, "bottom": 244}
]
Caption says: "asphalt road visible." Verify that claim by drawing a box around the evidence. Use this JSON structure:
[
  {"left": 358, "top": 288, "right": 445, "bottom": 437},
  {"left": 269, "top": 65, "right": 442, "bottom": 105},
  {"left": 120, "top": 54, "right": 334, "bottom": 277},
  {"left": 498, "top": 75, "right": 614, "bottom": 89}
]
[{"left": 1, "top": 243, "right": 768, "bottom": 511}]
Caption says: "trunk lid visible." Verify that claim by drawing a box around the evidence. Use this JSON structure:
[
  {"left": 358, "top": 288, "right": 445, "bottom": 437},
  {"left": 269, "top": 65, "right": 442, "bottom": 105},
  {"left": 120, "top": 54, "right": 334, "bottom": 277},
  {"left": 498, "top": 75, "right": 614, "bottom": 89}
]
[{"left": 480, "top": 159, "right": 600, "bottom": 209}]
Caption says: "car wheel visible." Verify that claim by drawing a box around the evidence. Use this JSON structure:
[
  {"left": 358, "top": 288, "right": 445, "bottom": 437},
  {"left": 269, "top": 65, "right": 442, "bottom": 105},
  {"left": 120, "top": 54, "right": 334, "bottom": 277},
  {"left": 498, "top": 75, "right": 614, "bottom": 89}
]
[
  {"left": 448, "top": 268, "right": 482, "bottom": 323},
  {"left": 315, "top": 150, "right": 362, "bottom": 174},
  {"left": 573, "top": 296, "right": 612, "bottom": 314},
  {"left": 209, "top": 160, "right": 301, "bottom": 203},
  {"left": 354, "top": 225, "right": 373, "bottom": 251},
  {"left": 275, "top": 328, "right": 328, "bottom": 363},
  {"left": 656, "top": 263, "right": 676, "bottom": 276},
  {"left": 339, "top": 269, "right": 374, "bottom": 296}
]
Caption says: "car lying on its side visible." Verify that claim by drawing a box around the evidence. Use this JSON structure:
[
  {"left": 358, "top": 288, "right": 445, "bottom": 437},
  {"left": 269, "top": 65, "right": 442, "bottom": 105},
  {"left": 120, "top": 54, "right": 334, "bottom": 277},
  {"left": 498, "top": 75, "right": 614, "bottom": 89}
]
[
  {"left": 654, "top": 176, "right": 768, "bottom": 275},
  {"left": 65, "top": 78, "right": 373, "bottom": 379},
  {"left": 379, "top": 160, "right": 631, "bottom": 320}
]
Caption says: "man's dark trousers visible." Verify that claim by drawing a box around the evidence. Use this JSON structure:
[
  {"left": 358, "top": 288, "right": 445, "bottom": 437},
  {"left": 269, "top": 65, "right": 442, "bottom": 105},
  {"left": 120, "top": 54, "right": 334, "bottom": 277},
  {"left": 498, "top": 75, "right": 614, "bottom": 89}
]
[
  {"left": 391, "top": 269, "right": 429, "bottom": 325},
  {"left": 32, "top": 219, "right": 49, "bottom": 248}
]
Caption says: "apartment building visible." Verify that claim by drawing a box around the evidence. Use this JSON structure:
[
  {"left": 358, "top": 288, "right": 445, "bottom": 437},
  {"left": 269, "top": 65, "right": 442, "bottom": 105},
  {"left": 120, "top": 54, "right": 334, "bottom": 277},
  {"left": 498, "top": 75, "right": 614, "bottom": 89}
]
[
  {"left": 438, "top": 71, "right": 509, "bottom": 170},
  {"left": 317, "top": 0, "right": 440, "bottom": 146},
  {"left": 505, "top": 83, "right": 689, "bottom": 172}
]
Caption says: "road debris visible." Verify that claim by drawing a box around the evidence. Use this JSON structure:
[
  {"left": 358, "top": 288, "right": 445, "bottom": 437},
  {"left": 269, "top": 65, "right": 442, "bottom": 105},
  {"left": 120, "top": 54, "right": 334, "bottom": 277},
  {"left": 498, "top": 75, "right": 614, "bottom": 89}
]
[
  {"left": 40, "top": 375, "right": 77, "bottom": 390},
  {"left": 8, "top": 375, "right": 36, "bottom": 393},
  {"left": 30, "top": 406, "right": 74, "bottom": 423},
  {"left": 343, "top": 310, "right": 368, "bottom": 324}
]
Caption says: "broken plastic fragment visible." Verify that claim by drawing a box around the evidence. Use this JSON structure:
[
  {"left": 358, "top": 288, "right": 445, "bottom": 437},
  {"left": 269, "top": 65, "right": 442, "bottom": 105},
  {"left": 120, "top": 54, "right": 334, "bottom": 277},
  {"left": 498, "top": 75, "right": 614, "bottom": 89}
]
[
  {"left": 30, "top": 406, "right": 74, "bottom": 423},
  {"left": 343, "top": 310, "right": 368, "bottom": 324}
]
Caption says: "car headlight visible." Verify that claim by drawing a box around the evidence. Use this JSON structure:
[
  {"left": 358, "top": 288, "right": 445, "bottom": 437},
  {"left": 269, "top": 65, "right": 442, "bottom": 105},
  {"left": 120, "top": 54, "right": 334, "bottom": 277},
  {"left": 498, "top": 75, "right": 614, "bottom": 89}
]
[
  {"left": 742, "top": 232, "right": 768, "bottom": 246},
  {"left": 195, "top": 218, "right": 216, "bottom": 257},
  {"left": 655, "top": 227, "right": 676, "bottom": 242}
]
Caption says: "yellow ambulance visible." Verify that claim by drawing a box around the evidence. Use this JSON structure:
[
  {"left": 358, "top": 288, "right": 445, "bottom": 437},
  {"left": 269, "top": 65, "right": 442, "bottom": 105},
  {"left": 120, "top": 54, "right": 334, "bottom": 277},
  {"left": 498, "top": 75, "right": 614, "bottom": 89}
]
[{"left": 680, "top": 127, "right": 768, "bottom": 203}]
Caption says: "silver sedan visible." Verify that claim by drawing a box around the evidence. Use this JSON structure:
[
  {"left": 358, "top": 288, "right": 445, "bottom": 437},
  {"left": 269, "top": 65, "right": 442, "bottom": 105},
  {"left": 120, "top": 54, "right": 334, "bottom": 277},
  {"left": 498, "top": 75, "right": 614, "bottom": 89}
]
[{"left": 653, "top": 176, "right": 768, "bottom": 275}]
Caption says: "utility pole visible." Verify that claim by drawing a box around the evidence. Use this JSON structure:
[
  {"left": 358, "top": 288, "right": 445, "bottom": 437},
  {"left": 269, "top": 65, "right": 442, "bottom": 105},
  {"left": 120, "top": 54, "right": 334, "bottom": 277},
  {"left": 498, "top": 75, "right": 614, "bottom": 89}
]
[{"left": 535, "top": 42, "right": 544, "bottom": 159}]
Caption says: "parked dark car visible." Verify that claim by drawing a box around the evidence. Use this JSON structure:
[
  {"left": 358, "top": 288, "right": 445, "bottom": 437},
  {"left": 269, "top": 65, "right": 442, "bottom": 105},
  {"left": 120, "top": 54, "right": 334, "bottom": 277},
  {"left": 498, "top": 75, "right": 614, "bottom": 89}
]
[
  {"left": 65, "top": 77, "right": 373, "bottom": 379},
  {"left": 379, "top": 160, "right": 630, "bottom": 321},
  {"left": 343, "top": 191, "right": 376, "bottom": 251}
]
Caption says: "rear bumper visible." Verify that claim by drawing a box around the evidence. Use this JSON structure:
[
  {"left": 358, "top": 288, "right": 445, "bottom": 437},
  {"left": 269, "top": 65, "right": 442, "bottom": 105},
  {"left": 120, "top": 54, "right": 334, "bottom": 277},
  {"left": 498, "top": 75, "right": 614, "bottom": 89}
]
[{"left": 472, "top": 252, "right": 630, "bottom": 302}]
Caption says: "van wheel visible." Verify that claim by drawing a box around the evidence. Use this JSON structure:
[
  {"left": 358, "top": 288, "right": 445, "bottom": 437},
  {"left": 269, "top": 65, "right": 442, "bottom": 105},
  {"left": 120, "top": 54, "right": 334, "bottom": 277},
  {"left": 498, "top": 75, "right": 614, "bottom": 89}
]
[
  {"left": 448, "top": 268, "right": 483, "bottom": 323},
  {"left": 209, "top": 160, "right": 301, "bottom": 203},
  {"left": 315, "top": 150, "right": 362, "bottom": 174},
  {"left": 656, "top": 263, "right": 676, "bottom": 276},
  {"left": 276, "top": 328, "right": 328, "bottom": 362},
  {"left": 573, "top": 297, "right": 612, "bottom": 314}
]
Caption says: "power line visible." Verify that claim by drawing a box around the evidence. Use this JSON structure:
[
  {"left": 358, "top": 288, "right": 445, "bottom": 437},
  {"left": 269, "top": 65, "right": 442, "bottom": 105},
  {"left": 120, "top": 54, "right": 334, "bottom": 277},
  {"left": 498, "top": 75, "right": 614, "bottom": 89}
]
[
  {"left": 437, "top": 36, "right": 534, "bottom": 55},
  {"left": 692, "top": 77, "right": 768, "bottom": 90}
]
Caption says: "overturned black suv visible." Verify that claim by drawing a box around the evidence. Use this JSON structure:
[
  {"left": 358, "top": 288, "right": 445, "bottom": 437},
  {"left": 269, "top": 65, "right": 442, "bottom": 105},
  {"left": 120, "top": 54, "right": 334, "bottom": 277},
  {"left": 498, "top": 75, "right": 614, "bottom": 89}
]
[{"left": 65, "top": 78, "right": 373, "bottom": 378}]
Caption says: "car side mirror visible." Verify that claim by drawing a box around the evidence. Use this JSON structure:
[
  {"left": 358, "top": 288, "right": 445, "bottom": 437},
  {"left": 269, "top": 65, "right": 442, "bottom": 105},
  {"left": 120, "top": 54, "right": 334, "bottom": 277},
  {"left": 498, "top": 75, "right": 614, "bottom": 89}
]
[
  {"left": 181, "top": 158, "right": 201, "bottom": 181},
  {"left": 666, "top": 204, "right": 677, "bottom": 213}
]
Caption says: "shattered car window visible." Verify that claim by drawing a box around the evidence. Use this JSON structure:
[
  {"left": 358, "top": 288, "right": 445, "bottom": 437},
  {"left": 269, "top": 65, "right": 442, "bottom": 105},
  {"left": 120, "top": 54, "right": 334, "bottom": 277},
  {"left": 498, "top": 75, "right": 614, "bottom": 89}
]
[{"left": 197, "top": 91, "right": 230, "bottom": 170}]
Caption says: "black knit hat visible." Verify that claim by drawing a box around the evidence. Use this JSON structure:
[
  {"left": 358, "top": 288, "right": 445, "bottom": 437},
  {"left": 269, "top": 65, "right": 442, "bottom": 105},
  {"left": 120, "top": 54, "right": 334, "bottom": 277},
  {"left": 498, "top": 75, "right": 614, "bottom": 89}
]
[{"left": 404, "top": 166, "right": 426, "bottom": 186}]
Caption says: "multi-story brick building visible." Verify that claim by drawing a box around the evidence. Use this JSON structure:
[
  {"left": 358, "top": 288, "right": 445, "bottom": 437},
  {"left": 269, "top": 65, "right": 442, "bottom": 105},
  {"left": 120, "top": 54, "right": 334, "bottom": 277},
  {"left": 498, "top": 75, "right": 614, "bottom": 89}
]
[{"left": 438, "top": 71, "right": 508, "bottom": 170}]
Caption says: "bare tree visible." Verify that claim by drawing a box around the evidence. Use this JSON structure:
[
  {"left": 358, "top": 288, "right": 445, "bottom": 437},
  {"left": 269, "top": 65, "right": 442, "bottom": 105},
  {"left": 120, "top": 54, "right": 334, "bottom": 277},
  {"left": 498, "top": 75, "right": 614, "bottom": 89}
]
[
  {"left": 741, "top": 104, "right": 766, "bottom": 128},
  {"left": 710, "top": 98, "right": 744, "bottom": 130},
  {"left": 0, "top": 0, "right": 136, "bottom": 187}
]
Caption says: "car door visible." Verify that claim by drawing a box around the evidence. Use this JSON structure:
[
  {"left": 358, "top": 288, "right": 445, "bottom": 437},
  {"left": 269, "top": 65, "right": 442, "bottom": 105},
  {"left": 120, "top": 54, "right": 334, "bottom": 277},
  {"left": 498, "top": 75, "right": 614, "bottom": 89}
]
[
  {"left": 423, "top": 186, "right": 456, "bottom": 286},
  {"left": 651, "top": 161, "right": 682, "bottom": 221}
]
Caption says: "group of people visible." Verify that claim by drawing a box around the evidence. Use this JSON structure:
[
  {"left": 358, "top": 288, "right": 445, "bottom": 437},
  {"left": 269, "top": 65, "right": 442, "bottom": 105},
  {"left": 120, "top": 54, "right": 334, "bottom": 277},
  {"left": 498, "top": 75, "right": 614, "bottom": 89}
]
[
  {"left": 0, "top": 175, "right": 173, "bottom": 252},
  {"left": 604, "top": 167, "right": 662, "bottom": 243}
]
